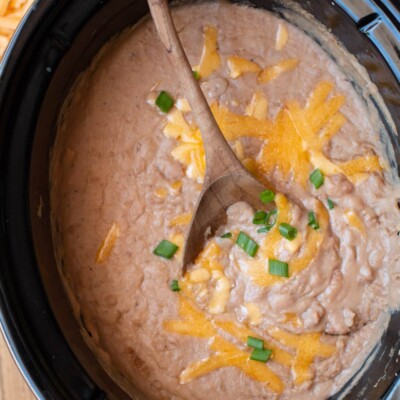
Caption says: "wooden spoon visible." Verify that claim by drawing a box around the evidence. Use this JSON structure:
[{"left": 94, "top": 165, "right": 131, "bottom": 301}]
[{"left": 148, "top": 0, "right": 269, "bottom": 271}]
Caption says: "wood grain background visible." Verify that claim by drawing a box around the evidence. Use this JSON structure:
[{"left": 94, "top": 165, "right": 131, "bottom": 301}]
[{"left": 0, "top": 332, "right": 35, "bottom": 400}]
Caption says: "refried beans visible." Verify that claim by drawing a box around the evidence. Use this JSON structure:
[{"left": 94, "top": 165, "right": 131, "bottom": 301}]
[{"left": 50, "top": 1, "right": 400, "bottom": 399}]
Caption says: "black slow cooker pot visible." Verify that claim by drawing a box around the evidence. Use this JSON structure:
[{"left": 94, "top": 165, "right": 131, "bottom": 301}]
[{"left": 0, "top": 0, "right": 398, "bottom": 399}]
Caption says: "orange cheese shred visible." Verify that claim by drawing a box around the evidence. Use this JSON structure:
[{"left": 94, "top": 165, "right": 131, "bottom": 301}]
[
  {"left": 227, "top": 55, "right": 261, "bottom": 78},
  {"left": 269, "top": 328, "right": 336, "bottom": 385},
  {"left": 197, "top": 26, "right": 221, "bottom": 78},
  {"left": 211, "top": 102, "right": 273, "bottom": 140},
  {"left": 95, "top": 222, "right": 120, "bottom": 264},
  {"left": 258, "top": 58, "right": 299, "bottom": 84},
  {"left": 181, "top": 336, "right": 285, "bottom": 393}
]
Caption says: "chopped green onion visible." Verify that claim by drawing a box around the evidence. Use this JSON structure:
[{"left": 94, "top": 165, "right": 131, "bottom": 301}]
[
  {"left": 170, "top": 280, "right": 180, "bottom": 292},
  {"left": 221, "top": 232, "right": 232, "bottom": 239},
  {"left": 257, "top": 210, "right": 278, "bottom": 233},
  {"left": 236, "top": 231, "right": 259, "bottom": 257},
  {"left": 310, "top": 168, "right": 324, "bottom": 189},
  {"left": 259, "top": 189, "right": 275, "bottom": 204},
  {"left": 257, "top": 226, "right": 272, "bottom": 233},
  {"left": 253, "top": 210, "right": 268, "bottom": 225},
  {"left": 193, "top": 70, "right": 200, "bottom": 80},
  {"left": 250, "top": 348, "right": 272, "bottom": 363},
  {"left": 153, "top": 240, "right": 179, "bottom": 259},
  {"left": 155, "top": 91, "right": 174, "bottom": 113},
  {"left": 278, "top": 223, "right": 297, "bottom": 241},
  {"left": 308, "top": 211, "right": 320, "bottom": 230},
  {"left": 247, "top": 336, "right": 264, "bottom": 350},
  {"left": 327, "top": 198, "right": 335, "bottom": 210},
  {"left": 269, "top": 259, "right": 289, "bottom": 277}
]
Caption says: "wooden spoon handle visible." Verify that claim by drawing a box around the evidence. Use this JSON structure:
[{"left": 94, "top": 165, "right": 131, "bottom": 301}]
[{"left": 147, "top": 0, "right": 243, "bottom": 182}]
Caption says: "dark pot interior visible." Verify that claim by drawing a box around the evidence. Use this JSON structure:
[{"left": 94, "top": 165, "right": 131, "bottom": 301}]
[{"left": 0, "top": 0, "right": 398, "bottom": 399}]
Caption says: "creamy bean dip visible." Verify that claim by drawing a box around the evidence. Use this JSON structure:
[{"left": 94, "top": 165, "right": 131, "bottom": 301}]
[{"left": 50, "top": 2, "right": 400, "bottom": 399}]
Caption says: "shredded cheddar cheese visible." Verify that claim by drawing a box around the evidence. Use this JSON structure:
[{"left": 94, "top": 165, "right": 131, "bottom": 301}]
[
  {"left": 208, "top": 272, "right": 231, "bottom": 314},
  {"left": 258, "top": 58, "right": 299, "bottom": 84},
  {"left": 181, "top": 335, "right": 285, "bottom": 393},
  {"left": 244, "top": 302, "right": 262, "bottom": 325},
  {"left": 275, "top": 23, "right": 289, "bottom": 50},
  {"left": 154, "top": 187, "right": 168, "bottom": 198},
  {"left": 344, "top": 210, "right": 365, "bottom": 234},
  {"left": 227, "top": 55, "right": 261, "bottom": 78},
  {"left": 164, "top": 296, "right": 336, "bottom": 391},
  {"left": 168, "top": 180, "right": 182, "bottom": 194},
  {"left": 269, "top": 328, "right": 336, "bottom": 385},
  {"left": 195, "top": 241, "right": 224, "bottom": 272},
  {"left": 168, "top": 212, "right": 192, "bottom": 227},
  {"left": 246, "top": 90, "right": 269, "bottom": 121},
  {"left": 211, "top": 102, "right": 273, "bottom": 140},
  {"left": 189, "top": 268, "right": 211, "bottom": 283},
  {"left": 95, "top": 223, "right": 120, "bottom": 264},
  {"left": 197, "top": 26, "right": 221, "bottom": 78}
]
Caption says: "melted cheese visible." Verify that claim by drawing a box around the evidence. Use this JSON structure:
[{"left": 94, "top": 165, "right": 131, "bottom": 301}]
[
  {"left": 275, "top": 23, "right": 289, "bottom": 50},
  {"left": 169, "top": 212, "right": 192, "bottom": 227},
  {"left": 195, "top": 241, "right": 224, "bottom": 271},
  {"left": 344, "top": 210, "right": 365, "bottom": 234},
  {"left": 181, "top": 336, "right": 284, "bottom": 393},
  {"left": 269, "top": 328, "right": 336, "bottom": 385},
  {"left": 245, "top": 302, "right": 262, "bottom": 325},
  {"left": 246, "top": 90, "right": 269, "bottom": 121},
  {"left": 211, "top": 102, "right": 273, "bottom": 140},
  {"left": 208, "top": 273, "right": 232, "bottom": 314},
  {"left": 258, "top": 58, "right": 299, "bottom": 83},
  {"left": 165, "top": 297, "right": 336, "bottom": 390},
  {"left": 95, "top": 222, "right": 120, "bottom": 264},
  {"left": 227, "top": 55, "right": 261, "bottom": 78},
  {"left": 154, "top": 187, "right": 168, "bottom": 198},
  {"left": 197, "top": 26, "right": 221, "bottom": 78},
  {"left": 168, "top": 180, "right": 182, "bottom": 195},
  {"left": 189, "top": 268, "right": 211, "bottom": 283}
]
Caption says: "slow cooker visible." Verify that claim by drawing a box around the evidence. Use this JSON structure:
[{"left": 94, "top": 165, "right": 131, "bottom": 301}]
[{"left": 0, "top": 0, "right": 398, "bottom": 399}]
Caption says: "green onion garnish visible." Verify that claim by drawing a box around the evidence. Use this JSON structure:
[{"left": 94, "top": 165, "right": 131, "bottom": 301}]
[
  {"left": 257, "top": 210, "right": 278, "bottom": 233},
  {"left": 155, "top": 91, "right": 174, "bottom": 113},
  {"left": 278, "top": 223, "right": 297, "bottom": 241},
  {"left": 193, "top": 70, "right": 200, "bottom": 80},
  {"left": 327, "top": 198, "right": 335, "bottom": 210},
  {"left": 253, "top": 211, "right": 268, "bottom": 225},
  {"left": 308, "top": 211, "right": 319, "bottom": 230},
  {"left": 247, "top": 336, "right": 264, "bottom": 350},
  {"left": 310, "top": 168, "right": 324, "bottom": 189},
  {"left": 170, "top": 280, "right": 180, "bottom": 292},
  {"left": 236, "top": 232, "right": 259, "bottom": 257},
  {"left": 257, "top": 226, "right": 272, "bottom": 233},
  {"left": 269, "top": 259, "right": 289, "bottom": 277},
  {"left": 153, "top": 240, "right": 179, "bottom": 259},
  {"left": 221, "top": 232, "right": 232, "bottom": 239},
  {"left": 259, "top": 189, "right": 275, "bottom": 204},
  {"left": 250, "top": 348, "right": 272, "bottom": 363}
]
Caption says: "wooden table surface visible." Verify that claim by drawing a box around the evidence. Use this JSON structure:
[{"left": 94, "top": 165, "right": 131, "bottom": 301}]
[{"left": 0, "top": 332, "right": 35, "bottom": 400}]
